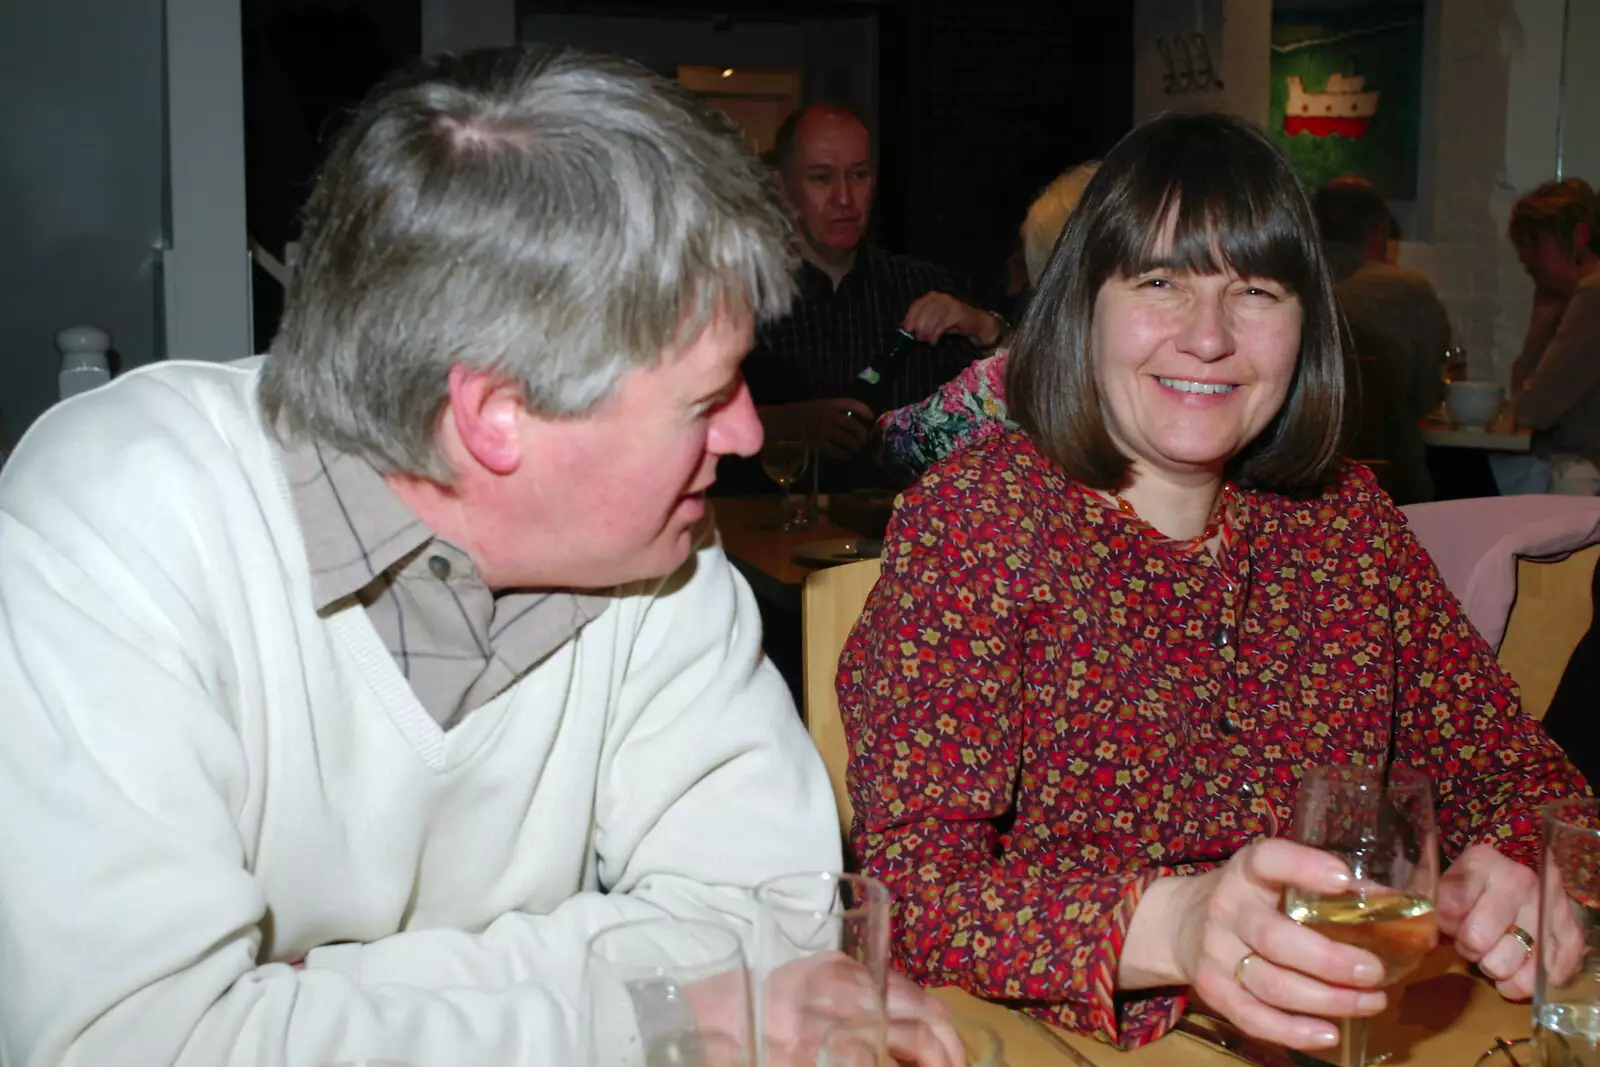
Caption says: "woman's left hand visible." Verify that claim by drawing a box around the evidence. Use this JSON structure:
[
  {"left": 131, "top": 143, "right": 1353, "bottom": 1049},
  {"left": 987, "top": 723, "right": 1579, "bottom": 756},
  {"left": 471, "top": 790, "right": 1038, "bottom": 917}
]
[{"left": 1435, "top": 844, "right": 1540, "bottom": 999}]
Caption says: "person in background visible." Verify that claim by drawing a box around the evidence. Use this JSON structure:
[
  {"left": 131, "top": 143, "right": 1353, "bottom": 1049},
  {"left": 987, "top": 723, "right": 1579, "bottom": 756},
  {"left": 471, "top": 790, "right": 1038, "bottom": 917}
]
[
  {"left": 0, "top": 46, "right": 953, "bottom": 1067},
  {"left": 873, "top": 161, "right": 1100, "bottom": 484},
  {"left": 840, "top": 111, "right": 1585, "bottom": 1054},
  {"left": 1313, "top": 174, "right": 1452, "bottom": 504},
  {"left": 1508, "top": 178, "right": 1600, "bottom": 494},
  {"left": 738, "top": 103, "right": 1005, "bottom": 490}
]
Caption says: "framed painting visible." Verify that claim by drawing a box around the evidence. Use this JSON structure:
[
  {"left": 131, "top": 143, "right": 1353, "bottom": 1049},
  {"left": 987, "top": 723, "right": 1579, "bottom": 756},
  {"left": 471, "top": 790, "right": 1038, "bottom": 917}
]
[{"left": 1269, "top": 0, "right": 1425, "bottom": 199}]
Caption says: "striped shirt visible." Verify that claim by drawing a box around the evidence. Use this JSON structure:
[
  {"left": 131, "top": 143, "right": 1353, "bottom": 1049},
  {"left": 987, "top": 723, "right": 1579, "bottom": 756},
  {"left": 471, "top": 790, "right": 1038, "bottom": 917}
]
[
  {"left": 744, "top": 247, "right": 986, "bottom": 412},
  {"left": 279, "top": 436, "right": 609, "bottom": 728},
  {"left": 733, "top": 247, "right": 987, "bottom": 491}
]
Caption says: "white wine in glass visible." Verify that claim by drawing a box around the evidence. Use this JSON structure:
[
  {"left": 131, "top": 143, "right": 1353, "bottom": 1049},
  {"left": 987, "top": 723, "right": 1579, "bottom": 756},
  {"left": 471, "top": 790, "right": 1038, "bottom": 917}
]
[
  {"left": 760, "top": 440, "right": 811, "bottom": 532},
  {"left": 1284, "top": 763, "right": 1439, "bottom": 1067}
]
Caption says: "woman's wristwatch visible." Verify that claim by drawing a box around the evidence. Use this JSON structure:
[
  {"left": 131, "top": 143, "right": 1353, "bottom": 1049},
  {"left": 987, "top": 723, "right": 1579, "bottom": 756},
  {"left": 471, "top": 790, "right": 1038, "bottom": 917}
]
[{"left": 983, "top": 309, "right": 1012, "bottom": 348}]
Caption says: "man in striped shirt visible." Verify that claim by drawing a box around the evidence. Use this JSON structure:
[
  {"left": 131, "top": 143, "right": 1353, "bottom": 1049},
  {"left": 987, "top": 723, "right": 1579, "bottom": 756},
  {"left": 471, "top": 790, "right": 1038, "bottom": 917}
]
[{"left": 743, "top": 104, "right": 1003, "bottom": 489}]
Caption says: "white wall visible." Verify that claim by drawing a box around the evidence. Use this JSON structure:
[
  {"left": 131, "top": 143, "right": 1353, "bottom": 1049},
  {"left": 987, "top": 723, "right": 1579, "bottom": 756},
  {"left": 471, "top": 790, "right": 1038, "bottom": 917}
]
[
  {"left": 165, "top": 0, "right": 251, "bottom": 364},
  {"left": 1559, "top": 0, "right": 1600, "bottom": 182},
  {"left": 0, "top": 0, "right": 166, "bottom": 436},
  {"left": 1133, "top": 0, "right": 1270, "bottom": 126}
]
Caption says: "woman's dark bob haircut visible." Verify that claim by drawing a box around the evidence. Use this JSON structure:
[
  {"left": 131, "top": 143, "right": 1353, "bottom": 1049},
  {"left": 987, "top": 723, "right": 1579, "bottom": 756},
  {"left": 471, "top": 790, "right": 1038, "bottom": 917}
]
[{"left": 1006, "top": 111, "right": 1345, "bottom": 493}]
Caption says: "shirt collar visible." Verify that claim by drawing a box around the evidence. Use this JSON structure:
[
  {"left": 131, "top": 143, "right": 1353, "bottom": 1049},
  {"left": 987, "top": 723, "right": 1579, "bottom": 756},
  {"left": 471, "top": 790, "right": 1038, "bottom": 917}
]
[{"left": 278, "top": 434, "right": 434, "bottom": 612}]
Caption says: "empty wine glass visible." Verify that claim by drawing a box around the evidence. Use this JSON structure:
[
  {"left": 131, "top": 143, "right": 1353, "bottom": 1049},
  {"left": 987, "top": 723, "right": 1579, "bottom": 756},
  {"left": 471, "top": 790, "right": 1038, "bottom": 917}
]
[
  {"left": 761, "top": 440, "right": 812, "bottom": 532},
  {"left": 1283, "top": 764, "right": 1439, "bottom": 1067},
  {"left": 582, "top": 917, "right": 752, "bottom": 1067}
]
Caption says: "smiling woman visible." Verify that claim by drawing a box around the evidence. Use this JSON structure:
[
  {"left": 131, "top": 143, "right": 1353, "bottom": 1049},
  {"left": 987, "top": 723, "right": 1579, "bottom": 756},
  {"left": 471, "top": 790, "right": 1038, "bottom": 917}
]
[
  {"left": 837, "top": 111, "right": 1587, "bottom": 1056},
  {"left": 1006, "top": 110, "right": 1345, "bottom": 519}
]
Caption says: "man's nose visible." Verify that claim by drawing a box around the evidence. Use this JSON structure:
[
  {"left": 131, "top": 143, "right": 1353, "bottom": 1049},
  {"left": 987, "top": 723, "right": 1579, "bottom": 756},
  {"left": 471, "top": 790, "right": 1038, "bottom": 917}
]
[{"left": 710, "top": 383, "right": 762, "bottom": 458}]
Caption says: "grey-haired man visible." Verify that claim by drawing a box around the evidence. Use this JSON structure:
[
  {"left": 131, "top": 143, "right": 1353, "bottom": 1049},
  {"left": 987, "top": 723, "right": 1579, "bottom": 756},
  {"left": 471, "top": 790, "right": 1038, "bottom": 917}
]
[{"left": 0, "top": 46, "right": 952, "bottom": 1067}]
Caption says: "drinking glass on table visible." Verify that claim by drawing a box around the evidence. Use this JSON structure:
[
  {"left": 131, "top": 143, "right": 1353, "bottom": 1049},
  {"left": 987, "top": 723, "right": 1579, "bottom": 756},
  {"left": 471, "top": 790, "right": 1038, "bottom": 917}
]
[
  {"left": 582, "top": 917, "right": 752, "bottom": 1067},
  {"left": 1282, "top": 763, "right": 1439, "bottom": 1067},
  {"left": 754, "top": 872, "right": 891, "bottom": 1066},
  {"left": 1535, "top": 798, "right": 1600, "bottom": 1066},
  {"left": 761, "top": 439, "right": 812, "bottom": 532}
]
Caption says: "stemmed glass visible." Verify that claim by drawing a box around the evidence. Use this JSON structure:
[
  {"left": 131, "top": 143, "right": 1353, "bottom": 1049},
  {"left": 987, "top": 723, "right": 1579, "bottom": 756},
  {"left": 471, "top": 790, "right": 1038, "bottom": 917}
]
[
  {"left": 581, "top": 917, "right": 752, "bottom": 1067},
  {"left": 761, "top": 440, "right": 812, "bottom": 532},
  {"left": 1283, "top": 763, "right": 1439, "bottom": 1067}
]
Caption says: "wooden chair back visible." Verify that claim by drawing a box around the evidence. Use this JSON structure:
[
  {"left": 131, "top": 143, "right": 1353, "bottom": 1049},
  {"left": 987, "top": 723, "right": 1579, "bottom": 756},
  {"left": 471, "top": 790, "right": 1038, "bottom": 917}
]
[{"left": 801, "top": 558, "right": 882, "bottom": 839}]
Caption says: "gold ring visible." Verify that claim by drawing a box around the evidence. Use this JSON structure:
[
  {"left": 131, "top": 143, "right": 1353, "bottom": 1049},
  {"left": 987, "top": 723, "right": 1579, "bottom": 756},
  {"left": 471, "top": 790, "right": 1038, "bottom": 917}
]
[
  {"left": 1233, "top": 951, "right": 1260, "bottom": 988},
  {"left": 1505, "top": 924, "right": 1534, "bottom": 955}
]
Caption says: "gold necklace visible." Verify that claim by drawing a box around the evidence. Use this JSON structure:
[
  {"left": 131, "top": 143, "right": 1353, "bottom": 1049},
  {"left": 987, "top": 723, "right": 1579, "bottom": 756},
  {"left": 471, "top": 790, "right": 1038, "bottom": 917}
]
[{"left": 1108, "top": 483, "right": 1237, "bottom": 552}]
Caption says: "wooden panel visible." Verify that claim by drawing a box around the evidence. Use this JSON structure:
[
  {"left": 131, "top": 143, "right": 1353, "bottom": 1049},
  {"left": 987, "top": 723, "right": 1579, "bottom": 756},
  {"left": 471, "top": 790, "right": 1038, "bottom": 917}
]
[
  {"left": 801, "top": 558, "right": 881, "bottom": 839},
  {"left": 1499, "top": 543, "right": 1600, "bottom": 721}
]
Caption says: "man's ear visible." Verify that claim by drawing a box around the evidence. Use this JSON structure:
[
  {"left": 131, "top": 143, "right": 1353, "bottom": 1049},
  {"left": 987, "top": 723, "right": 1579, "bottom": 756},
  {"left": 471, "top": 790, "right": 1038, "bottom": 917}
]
[
  {"left": 447, "top": 365, "right": 524, "bottom": 476},
  {"left": 1575, "top": 222, "right": 1591, "bottom": 262}
]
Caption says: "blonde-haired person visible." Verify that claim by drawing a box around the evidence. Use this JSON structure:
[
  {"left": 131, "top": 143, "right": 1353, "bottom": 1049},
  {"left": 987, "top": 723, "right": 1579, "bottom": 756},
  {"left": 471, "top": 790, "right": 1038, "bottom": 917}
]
[
  {"left": 1505, "top": 177, "right": 1600, "bottom": 494},
  {"left": 874, "top": 162, "right": 1099, "bottom": 482}
]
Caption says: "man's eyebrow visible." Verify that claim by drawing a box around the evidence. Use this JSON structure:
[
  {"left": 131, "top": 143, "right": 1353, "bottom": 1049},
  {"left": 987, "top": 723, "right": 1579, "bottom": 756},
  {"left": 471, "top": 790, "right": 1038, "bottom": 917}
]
[{"left": 696, "top": 375, "right": 739, "bottom": 404}]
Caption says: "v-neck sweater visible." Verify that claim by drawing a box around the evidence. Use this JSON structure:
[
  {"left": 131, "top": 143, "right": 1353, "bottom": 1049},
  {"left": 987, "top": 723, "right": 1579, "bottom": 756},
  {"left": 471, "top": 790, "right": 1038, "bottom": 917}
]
[{"left": 0, "top": 358, "right": 839, "bottom": 1067}]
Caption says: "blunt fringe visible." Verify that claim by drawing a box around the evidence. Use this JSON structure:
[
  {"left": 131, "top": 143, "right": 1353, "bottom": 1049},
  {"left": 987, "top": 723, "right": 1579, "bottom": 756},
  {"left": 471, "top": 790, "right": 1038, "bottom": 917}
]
[
  {"left": 1006, "top": 110, "right": 1346, "bottom": 493},
  {"left": 261, "top": 44, "right": 797, "bottom": 479}
]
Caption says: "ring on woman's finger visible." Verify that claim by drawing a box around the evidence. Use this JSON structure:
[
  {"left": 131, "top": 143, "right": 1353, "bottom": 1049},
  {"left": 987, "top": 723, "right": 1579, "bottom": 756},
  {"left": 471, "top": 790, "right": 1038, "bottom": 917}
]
[
  {"left": 1233, "top": 951, "right": 1261, "bottom": 989},
  {"left": 1505, "top": 924, "right": 1534, "bottom": 956}
]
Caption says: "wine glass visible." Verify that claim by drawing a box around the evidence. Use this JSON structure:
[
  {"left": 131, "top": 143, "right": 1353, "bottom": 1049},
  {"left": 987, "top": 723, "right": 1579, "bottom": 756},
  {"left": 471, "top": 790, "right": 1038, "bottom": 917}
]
[
  {"left": 1535, "top": 798, "right": 1600, "bottom": 1066},
  {"left": 1283, "top": 763, "right": 1439, "bottom": 1067},
  {"left": 761, "top": 439, "right": 812, "bottom": 532},
  {"left": 581, "top": 917, "right": 752, "bottom": 1067}
]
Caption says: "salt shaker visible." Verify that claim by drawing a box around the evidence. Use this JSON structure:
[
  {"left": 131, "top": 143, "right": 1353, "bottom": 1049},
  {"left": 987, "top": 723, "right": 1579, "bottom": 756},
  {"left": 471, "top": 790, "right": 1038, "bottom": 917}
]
[{"left": 56, "top": 326, "right": 113, "bottom": 401}]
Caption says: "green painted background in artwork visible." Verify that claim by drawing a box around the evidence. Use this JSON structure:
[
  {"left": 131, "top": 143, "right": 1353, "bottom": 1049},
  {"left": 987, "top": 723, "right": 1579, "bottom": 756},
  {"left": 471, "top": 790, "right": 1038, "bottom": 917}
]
[{"left": 1267, "top": 20, "right": 1424, "bottom": 199}]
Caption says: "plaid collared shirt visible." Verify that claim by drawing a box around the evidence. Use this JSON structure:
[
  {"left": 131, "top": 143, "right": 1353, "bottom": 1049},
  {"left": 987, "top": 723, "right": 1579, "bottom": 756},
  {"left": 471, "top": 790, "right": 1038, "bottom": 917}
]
[
  {"left": 279, "top": 436, "right": 609, "bottom": 729},
  {"left": 743, "top": 247, "right": 986, "bottom": 412}
]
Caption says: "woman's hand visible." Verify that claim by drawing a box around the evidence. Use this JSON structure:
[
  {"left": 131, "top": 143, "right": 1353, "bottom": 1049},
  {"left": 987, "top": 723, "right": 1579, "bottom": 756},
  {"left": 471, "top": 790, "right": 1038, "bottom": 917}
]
[
  {"left": 1122, "top": 839, "right": 1388, "bottom": 1052},
  {"left": 1435, "top": 843, "right": 1564, "bottom": 1000}
]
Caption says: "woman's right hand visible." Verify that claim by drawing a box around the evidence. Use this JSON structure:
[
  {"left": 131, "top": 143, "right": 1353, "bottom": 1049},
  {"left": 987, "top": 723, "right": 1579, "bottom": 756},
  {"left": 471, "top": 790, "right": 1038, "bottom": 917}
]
[{"left": 1122, "top": 839, "right": 1389, "bottom": 1052}]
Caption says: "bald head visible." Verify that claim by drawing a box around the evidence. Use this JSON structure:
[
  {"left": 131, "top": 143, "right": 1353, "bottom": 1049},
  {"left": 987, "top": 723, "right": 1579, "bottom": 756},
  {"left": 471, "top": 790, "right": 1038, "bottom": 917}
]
[{"left": 774, "top": 105, "right": 876, "bottom": 269}]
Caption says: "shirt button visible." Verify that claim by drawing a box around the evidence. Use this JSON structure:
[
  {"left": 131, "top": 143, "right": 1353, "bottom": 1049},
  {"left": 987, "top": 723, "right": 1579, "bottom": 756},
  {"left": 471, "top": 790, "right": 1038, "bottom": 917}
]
[
  {"left": 428, "top": 554, "right": 452, "bottom": 580},
  {"left": 1215, "top": 627, "right": 1231, "bottom": 648},
  {"left": 1219, "top": 712, "right": 1240, "bottom": 735}
]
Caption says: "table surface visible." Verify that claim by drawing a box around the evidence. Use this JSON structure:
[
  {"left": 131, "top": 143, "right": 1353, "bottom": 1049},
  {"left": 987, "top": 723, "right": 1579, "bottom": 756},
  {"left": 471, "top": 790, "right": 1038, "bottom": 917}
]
[
  {"left": 1420, "top": 412, "right": 1532, "bottom": 453},
  {"left": 933, "top": 946, "right": 1531, "bottom": 1066},
  {"left": 713, "top": 496, "right": 863, "bottom": 607}
]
